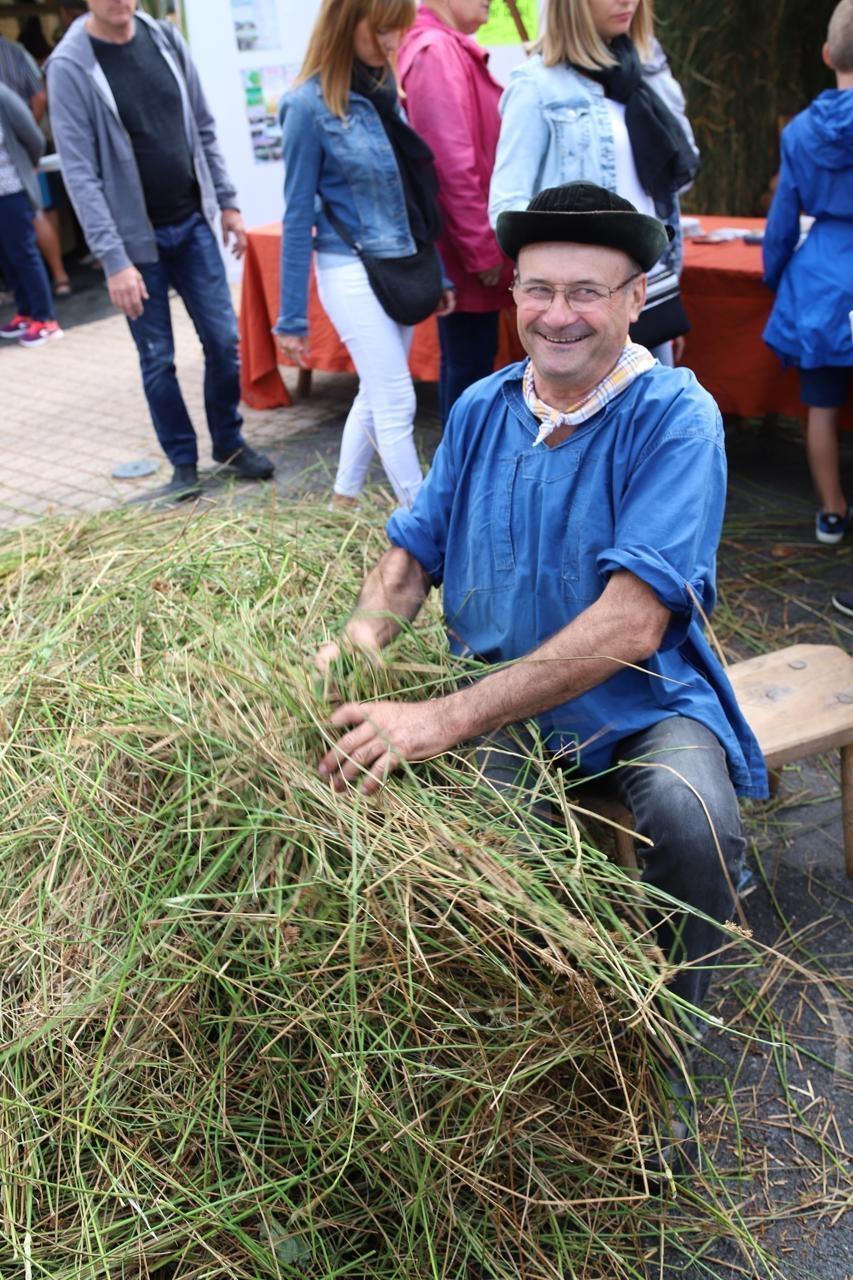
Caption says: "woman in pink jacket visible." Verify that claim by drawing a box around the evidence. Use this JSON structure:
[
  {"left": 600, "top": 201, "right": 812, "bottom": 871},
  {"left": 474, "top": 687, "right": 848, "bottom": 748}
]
[{"left": 399, "top": 1, "right": 512, "bottom": 423}]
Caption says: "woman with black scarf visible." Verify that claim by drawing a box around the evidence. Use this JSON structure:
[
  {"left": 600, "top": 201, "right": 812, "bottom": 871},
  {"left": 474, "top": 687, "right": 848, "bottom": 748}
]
[
  {"left": 276, "top": 0, "right": 454, "bottom": 511},
  {"left": 489, "top": 0, "right": 699, "bottom": 363}
]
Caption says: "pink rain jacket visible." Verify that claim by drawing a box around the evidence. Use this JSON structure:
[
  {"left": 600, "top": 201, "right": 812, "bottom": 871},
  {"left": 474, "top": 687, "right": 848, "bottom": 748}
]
[{"left": 399, "top": 8, "right": 513, "bottom": 313}]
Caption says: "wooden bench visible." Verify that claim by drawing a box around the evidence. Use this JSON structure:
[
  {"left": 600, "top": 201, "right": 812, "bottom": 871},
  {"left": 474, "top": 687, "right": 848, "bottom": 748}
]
[{"left": 585, "top": 644, "right": 853, "bottom": 879}]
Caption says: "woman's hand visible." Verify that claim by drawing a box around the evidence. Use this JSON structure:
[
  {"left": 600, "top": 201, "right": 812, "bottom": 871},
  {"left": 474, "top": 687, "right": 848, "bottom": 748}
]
[
  {"left": 435, "top": 288, "right": 456, "bottom": 318},
  {"left": 476, "top": 266, "right": 503, "bottom": 288},
  {"left": 672, "top": 335, "right": 686, "bottom": 364},
  {"left": 276, "top": 333, "right": 311, "bottom": 366}
]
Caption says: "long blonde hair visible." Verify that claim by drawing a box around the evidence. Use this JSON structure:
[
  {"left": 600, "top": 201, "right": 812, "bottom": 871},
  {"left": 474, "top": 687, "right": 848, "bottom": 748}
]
[
  {"left": 538, "top": 0, "right": 655, "bottom": 70},
  {"left": 296, "top": 0, "right": 417, "bottom": 118}
]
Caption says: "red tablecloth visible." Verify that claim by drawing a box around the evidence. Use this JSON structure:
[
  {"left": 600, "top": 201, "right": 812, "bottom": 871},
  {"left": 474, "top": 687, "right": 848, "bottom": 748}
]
[
  {"left": 680, "top": 215, "right": 852, "bottom": 426},
  {"left": 238, "top": 223, "right": 521, "bottom": 410},
  {"left": 240, "top": 215, "right": 853, "bottom": 425}
]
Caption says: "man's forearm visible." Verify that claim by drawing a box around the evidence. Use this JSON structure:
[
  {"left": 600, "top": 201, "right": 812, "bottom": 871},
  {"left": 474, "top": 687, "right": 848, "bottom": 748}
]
[
  {"left": 439, "top": 571, "right": 670, "bottom": 744},
  {"left": 344, "top": 547, "right": 431, "bottom": 651}
]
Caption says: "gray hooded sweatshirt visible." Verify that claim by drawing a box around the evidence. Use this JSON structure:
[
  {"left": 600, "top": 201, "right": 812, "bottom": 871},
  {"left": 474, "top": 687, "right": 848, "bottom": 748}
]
[{"left": 46, "top": 13, "right": 238, "bottom": 277}]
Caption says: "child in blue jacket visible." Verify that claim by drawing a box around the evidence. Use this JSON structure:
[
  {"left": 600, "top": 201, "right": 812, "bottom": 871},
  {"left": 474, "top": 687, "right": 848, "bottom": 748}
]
[{"left": 763, "top": 0, "right": 853, "bottom": 544}]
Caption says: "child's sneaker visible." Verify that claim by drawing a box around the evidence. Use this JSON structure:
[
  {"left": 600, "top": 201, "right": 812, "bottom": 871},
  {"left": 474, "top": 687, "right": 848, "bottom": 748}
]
[
  {"left": 831, "top": 589, "right": 853, "bottom": 617},
  {"left": 0, "top": 314, "right": 31, "bottom": 340},
  {"left": 18, "top": 319, "right": 64, "bottom": 349},
  {"left": 816, "top": 508, "right": 851, "bottom": 546}
]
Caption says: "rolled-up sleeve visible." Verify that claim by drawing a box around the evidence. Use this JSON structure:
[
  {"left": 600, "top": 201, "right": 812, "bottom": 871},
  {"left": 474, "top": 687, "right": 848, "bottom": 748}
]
[{"left": 596, "top": 423, "right": 726, "bottom": 648}]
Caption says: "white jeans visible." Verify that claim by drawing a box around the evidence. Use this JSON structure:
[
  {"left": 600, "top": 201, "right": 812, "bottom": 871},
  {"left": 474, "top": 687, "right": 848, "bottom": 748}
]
[{"left": 315, "top": 255, "right": 422, "bottom": 508}]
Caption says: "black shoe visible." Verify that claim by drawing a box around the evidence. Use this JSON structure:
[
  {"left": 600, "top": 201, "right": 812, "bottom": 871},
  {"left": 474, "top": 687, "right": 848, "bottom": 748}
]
[
  {"left": 212, "top": 443, "right": 275, "bottom": 480},
  {"left": 832, "top": 589, "right": 853, "bottom": 618},
  {"left": 162, "top": 463, "right": 201, "bottom": 502}
]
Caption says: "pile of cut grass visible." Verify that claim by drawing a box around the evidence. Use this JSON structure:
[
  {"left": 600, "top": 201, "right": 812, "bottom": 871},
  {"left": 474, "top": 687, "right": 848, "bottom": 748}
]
[{"left": 0, "top": 499, "right": 771, "bottom": 1279}]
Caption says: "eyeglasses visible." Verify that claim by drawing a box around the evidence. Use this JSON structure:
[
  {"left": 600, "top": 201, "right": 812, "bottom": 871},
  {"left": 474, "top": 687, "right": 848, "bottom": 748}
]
[{"left": 511, "top": 271, "right": 642, "bottom": 313}]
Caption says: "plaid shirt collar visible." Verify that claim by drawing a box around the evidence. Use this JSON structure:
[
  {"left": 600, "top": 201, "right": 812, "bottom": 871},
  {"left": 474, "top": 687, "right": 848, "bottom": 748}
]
[{"left": 522, "top": 343, "right": 656, "bottom": 447}]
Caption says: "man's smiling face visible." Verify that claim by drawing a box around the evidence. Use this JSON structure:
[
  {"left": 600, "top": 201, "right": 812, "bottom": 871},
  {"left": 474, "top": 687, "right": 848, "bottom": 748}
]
[{"left": 514, "top": 241, "right": 646, "bottom": 406}]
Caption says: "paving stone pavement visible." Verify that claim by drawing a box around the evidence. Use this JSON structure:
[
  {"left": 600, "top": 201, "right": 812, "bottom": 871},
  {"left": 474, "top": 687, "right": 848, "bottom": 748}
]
[{"left": 0, "top": 285, "right": 388, "bottom": 527}]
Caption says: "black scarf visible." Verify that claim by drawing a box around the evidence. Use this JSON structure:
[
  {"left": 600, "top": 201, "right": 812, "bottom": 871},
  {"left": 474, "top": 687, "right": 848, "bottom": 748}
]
[
  {"left": 350, "top": 61, "right": 442, "bottom": 244},
  {"left": 578, "top": 36, "right": 699, "bottom": 206}
]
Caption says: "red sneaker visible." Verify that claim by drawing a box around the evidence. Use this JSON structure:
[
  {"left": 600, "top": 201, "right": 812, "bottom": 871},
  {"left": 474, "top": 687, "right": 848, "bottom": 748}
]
[
  {"left": 18, "top": 319, "right": 64, "bottom": 348},
  {"left": 0, "top": 314, "right": 32, "bottom": 339}
]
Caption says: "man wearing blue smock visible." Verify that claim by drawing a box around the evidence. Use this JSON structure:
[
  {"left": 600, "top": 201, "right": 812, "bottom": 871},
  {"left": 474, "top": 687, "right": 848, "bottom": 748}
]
[{"left": 318, "top": 182, "right": 766, "bottom": 1018}]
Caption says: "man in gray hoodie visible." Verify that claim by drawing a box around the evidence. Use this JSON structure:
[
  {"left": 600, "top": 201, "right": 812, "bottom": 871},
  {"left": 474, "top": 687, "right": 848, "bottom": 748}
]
[{"left": 47, "top": 1, "right": 274, "bottom": 499}]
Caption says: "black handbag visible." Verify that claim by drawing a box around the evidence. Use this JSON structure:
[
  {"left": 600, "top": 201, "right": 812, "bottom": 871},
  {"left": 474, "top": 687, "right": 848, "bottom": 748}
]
[
  {"left": 323, "top": 205, "right": 443, "bottom": 327},
  {"left": 629, "top": 264, "right": 691, "bottom": 349}
]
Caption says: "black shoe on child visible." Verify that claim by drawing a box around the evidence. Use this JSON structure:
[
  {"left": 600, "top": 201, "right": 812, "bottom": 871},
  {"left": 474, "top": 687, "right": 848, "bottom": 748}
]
[
  {"left": 212, "top": 443, "right": 275, "bottom": 480},
  {"left": 163, "top": 463, "right": 201, "bottom": 502}
]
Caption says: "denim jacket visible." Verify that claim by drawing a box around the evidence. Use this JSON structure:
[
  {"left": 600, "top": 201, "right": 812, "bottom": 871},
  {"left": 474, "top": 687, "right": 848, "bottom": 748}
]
[
  {"left": 275, "top": 76, "right": 416, "bottom": 336},
  {"left": 488, "top": 44, "right": 698, "bottom": 277}
]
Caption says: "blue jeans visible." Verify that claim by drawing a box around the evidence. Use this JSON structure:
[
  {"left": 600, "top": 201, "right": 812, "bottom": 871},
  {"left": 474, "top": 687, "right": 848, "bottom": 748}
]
[
  {"left": 0, "top": 191, "right": 54, "bottom": 323},
  {"left": 128, "top": 213, "right": 243, "bottom": 466},
  {"left": 437, "top": 310, "right": 500, "bottom": 425},
  {"left": 475, "top": 715, "right": 745, "bottom": 1013}
]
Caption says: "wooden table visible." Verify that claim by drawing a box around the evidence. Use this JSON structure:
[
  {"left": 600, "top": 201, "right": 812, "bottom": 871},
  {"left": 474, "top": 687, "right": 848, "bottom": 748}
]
[{"left": 239, "top": 216, "right": 853, "bottom": 427}]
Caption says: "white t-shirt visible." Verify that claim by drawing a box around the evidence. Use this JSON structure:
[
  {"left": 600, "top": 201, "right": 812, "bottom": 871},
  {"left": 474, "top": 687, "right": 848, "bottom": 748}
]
[{"left": 606, "top": 99, "right": 655, "bottom": 219}]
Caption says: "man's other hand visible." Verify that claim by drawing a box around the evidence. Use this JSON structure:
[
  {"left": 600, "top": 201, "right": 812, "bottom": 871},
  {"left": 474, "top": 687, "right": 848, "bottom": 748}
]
[
  {"left": 221, "top": 208, "right": 248, "bottom": 259},
  {"left": 318, "top": 699, "right": 456, "bottom": 795},
  {"left": 314, "top": 618, "right": 385, "bottom": 680},
  {"left": 107, "top": 266, "right": 149, "bottom": 319}
]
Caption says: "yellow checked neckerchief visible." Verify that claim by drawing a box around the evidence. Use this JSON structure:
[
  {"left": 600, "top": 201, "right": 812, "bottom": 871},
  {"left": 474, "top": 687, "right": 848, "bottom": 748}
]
[{"left": 522, "top": 342, "right": 656, "bottom": 447}]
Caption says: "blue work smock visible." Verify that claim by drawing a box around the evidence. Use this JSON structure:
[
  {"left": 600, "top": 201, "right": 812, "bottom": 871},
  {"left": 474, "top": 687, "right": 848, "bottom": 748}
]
[{"left": 387, "top": 360, "right": 767, "bottom": 798}]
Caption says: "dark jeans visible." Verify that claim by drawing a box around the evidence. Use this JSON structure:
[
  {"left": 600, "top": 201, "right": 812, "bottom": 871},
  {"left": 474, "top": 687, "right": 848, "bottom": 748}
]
[
  {"left": 475, "top": 716, "right": 745, "bottom": 1013},
  {"left": 0, "top": 190, "right": 54, "bottom": 323},
  {"left": 128, "top": 212, "right": 243, "bottom": 466},
  {"left": 437, "top": 309, "right": 500, "bottom": 425}
]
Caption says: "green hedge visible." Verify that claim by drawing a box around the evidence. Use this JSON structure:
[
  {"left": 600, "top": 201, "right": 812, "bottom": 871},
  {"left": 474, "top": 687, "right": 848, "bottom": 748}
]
[{"left": 656, "top": 0, "right": 838, "bottom": 214}]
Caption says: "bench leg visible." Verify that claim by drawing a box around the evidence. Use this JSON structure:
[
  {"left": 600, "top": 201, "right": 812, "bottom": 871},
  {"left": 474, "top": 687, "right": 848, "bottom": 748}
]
[
  {"left": 614, "top": 826, "right": 639, "bottom": 875},
  {"left": 842, "top": 745, "right": 853, "bottom": 878}
]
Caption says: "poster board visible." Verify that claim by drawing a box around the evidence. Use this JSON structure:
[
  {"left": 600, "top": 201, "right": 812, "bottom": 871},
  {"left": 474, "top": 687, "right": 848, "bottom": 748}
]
[{"left": 181, "top": 0, "right": 541, "bottom": 279}]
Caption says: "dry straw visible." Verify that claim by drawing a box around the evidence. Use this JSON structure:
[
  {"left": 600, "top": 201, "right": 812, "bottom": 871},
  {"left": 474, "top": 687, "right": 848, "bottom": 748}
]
[{"left": 0, "top": 498, "right": 821, "bottom": 1278}]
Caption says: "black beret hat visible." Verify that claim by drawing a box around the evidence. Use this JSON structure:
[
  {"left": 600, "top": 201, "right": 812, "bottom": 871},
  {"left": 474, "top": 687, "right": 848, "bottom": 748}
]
[{"left": 496, "top": 181, "right": 673, "bottom": 272}]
